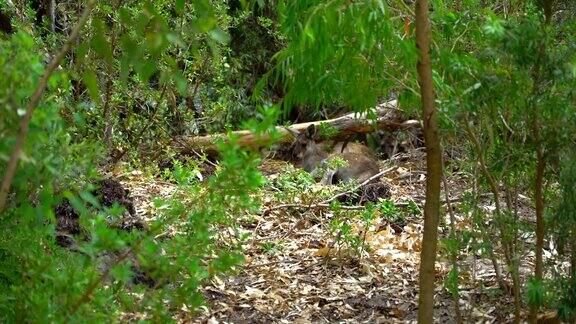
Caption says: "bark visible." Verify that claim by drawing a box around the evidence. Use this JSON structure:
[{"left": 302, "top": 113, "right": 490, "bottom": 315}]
[
  {"left": 50, "top": 0, "right": 56, "bottom": 33},
  {"left": 414, "top": 0, "right": 443, "bottom": 322},
  {"left": 0, "top": 0, "right": 96, "bottom": 213},
  {"left": 530, "top": 6, "right": 552, "bottom": 318},
  {"left": 177, "top": 100, "right": 418, "bottom": 153},
  {"left": 531, "top": 119, "right": 545, "bottom": 324}
]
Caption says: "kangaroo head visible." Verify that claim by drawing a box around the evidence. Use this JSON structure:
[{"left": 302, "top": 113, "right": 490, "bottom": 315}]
[{"left": 291, "top": 124, "right": 328, "bottom": 172}]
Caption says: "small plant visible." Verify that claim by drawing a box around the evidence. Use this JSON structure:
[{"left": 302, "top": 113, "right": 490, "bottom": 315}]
[
  {"left": 377, "top": 199, "right": 405, "bottom": 223},
  {"left": 269, "top": 166, "right": 315, "bottom": 200},
  {"left": 326, "top": 201, "right": 376, "bottom": 259},
  {"left": 260, "top": 241, "right": 283, "bottom": 254},
  {"left": 557, "top": 277, "right": 576, "bottom": 321},
  {"left": 316, "top": 122, "right": 339, "bottom": 139},
  {"left": 161, "top": 159, "right": 203, "bottom": 185}
]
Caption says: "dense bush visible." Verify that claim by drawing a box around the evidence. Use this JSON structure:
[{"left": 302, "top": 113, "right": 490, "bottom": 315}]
[{"left": 0, "top": 2, "right": 276, "bottom": 320}]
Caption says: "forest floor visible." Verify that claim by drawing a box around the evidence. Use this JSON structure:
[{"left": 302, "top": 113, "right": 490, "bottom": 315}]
[{"left": 114, "top": 148, "right": 540, "bottom": 323}]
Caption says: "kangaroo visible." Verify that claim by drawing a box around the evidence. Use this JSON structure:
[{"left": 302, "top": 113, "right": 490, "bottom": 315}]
[{"left": 291, "top": 124, "right": 380, "bottom": 184}]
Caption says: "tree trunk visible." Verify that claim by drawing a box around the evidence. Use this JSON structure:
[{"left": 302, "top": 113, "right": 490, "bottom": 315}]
[
  {"left": 177, "top": 100, "right": 418, "bottom": 153},
  {"left": 49, "top": 0, "right": 56, "bottom": 33},
  {"left": 531, "top": 122, "right": 545, "bottom": 324},
  {"left": 414, "top": 0, "right": 443, "bottom": 322},
  {"left": 530, "top": 3, "right": 552, "bottom": 317}
]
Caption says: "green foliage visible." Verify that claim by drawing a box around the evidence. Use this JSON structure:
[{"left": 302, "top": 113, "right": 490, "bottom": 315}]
[
  {"left": 36, "top": 0, "right": 284, "bottom": 163},
  {"left": 526, "top": 277, "right": 546, "bottom": 309},
  {"left": 0, "top": 4, "right": 279, "bottom": 318},
  {"left": 268, "top": 0, "right": 576, "bottom": 318},
  {"left": 327, "top": 201, "right": 376, "bottom": 258},
  {"left": 110, "top": 134, "right": 266, "bottom": 320},
  {"left": 377, "top": 199, "right": 405, "bottom": 223},
  {"left": 448, "top": 9, "right": 576, "bottom": 318},
  {"left": 260, "top": 241, "right": 284, "bottom": 254},
  {"left": 1, "top": 117, "right": 270, "bottom": 322},
  {"left": 556, "top": 276, "right": 576, "bottom": 321},
  {"left": 161, "top": 159, "right": 203, "bottom": 185},
  {"left": 263, "top": 0, "right": 416, "bottom": 112},
  {"left": 551, "top": 153, "right": 576, "bottom": 255},
  {"left": 270, "top": 165, "right": 315, "bottom": 201},
  {"left": 0, "top": 31, "right": 101, "bottom": 321},
  {"left": 316, "top": 122, "right": 339, "bottom": 139},
  {"left": 0, "top": 32, "right": 101, "bottom": 188},
  {"left": 444, "top": 266, "right": 460, "bottom": 298},
  {"left": 548, "top": 153, "right": 576, "bottom": 319},
  {"left": 316, "top": 155, "right": 348, "bottom": 178}
]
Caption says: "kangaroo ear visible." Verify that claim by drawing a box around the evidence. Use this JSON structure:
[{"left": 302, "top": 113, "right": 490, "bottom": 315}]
[{"left": 306, "top": 124, "right": 317, "bottom": 139}]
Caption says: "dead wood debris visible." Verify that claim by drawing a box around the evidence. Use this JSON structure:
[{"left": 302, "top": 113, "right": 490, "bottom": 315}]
[{"left": 54, "top": 177, "right": 144, "bottom": 247}]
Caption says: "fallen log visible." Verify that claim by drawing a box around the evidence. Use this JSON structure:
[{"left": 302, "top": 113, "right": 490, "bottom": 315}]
[{"left": 177, "top": 100, "right": 420, "bottom": 154}]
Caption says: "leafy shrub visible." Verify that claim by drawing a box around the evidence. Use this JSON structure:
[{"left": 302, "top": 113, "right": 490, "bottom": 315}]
[{"left": 0, "top": 25, "right": 276, "bottom": 320}]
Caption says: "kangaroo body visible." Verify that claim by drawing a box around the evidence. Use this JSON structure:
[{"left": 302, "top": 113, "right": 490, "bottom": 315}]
[{"left": 292, "top": 125, "right": 380, "bottom": 184}]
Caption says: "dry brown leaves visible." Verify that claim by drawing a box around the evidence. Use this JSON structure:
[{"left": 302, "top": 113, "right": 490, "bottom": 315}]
[{"left": 113, "top": 150, "right": 533, "bottom": 323}]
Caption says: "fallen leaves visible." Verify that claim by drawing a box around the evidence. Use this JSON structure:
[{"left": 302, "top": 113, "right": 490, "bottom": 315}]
[{"left": 113, "top": 150, "right": 532, "bottom": 323}]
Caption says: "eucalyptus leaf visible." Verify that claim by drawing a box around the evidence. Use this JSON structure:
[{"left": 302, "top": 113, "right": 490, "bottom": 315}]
[{"left": 83, "top": 71, "right": 101, "bottom": 104}]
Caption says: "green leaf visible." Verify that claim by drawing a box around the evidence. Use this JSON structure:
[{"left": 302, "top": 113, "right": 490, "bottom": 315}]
[
  {"left": 120, "top": 35, "right": 138, "bottom": 59},
  {"left": 137, "top": 59, "right": 157, "bottom": 83},
  {"left": 110, "top": 261, "right": 133, "bottom": 284},
  {"left": 79, "top": 191, "right": 101, "bottom": 209},
  {"left": 209, "top": 28, "right": 230, "bottom": 45},
  {"left": 526, "top": 277, "right": 545, "bottom": 308},
  {"left": 569, "top": 61, "right": 576, "bottom": 78},
  {"left": 444, "top": 266, "right": 459, "bottom": 296},
  {"left": 193, "top": 17, "right": 217, "bottom": 33},
  {"left": 118, "top": 7, "right": 132, "bottom": 25},
  {"left": 74, "top": 42, "right": 89, "bottom": 64},
  {"left": 146, "top": 31, "right": 165, "bottom": 53},
  {"left": 166, "top": 33, "right": 185, "bottom": 48},
  {"left": 483, "top": 14, "right": 505, "bottom": 38},
  {"left": 376, "top": 0, "right": 385, "bottom": 14},
  {"left": 83, "top": 71, "right": 101, "bottom": 104},
  {"left": 175, "top": 0, "right": 185, "bottom": 14},
  {"left": 64, "top": 192, "right": 88, "bottom": 217},
  {"left": 119, "top": 56, "right": 131, "bottom": 81},
  {"left": 172, "top": 71, "right": 188, "bottom": 95},
  {"left": 90, "top": 19, "right": 113, "bottom": 64}
]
